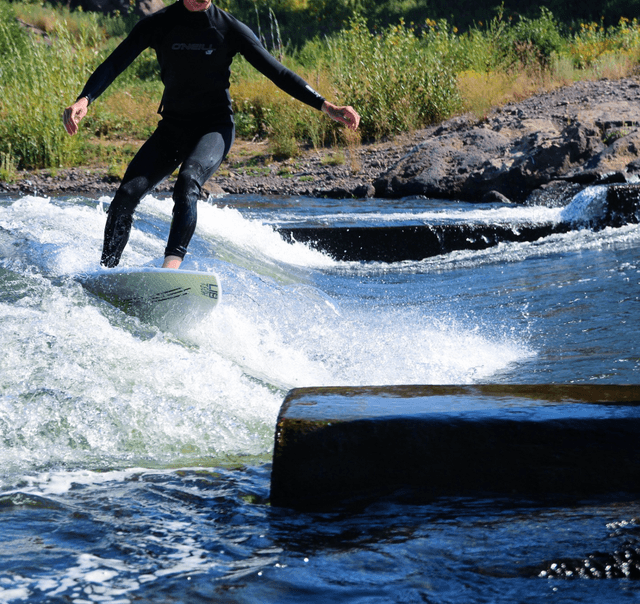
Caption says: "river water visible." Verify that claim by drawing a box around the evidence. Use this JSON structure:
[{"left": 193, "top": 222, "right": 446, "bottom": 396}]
[{"left": 1, "top": 188, "right": 639, "bottom": 602}]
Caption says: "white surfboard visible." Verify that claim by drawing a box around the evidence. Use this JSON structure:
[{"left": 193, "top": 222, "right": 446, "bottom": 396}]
[{"left": 80, "top": 267, "right": 220, "bottom": 332}]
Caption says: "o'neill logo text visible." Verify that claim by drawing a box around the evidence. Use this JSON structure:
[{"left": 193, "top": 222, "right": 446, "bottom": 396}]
[
  {"left": 200, "top": 282, "right": 218, "bottom": 299},
  {"left": 172, "top": 43, "right": 215, "bottom": 52}
]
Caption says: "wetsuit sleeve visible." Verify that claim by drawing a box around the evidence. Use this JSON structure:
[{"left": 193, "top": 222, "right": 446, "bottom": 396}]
[
  {"left": 77, "top": 19, "right": 154, "bottom": 104},
  {"left": 234, "top": 21, "right": 325, "bottom": 111}
]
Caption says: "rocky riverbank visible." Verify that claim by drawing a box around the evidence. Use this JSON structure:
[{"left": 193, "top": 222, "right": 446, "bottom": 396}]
[{"left": 2, "top": 76, "right": 640, "bottom": 203}]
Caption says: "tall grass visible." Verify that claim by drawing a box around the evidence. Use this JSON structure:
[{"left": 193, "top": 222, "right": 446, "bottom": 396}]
[
  {"left": 0, "top": 0, "right": 161, "bottom": 171},
  {"left": 229, "top": 37, "right": 335, "bottom": 156},
  {"left": 231, "top": 16, "right": 463, "bottom": 145},
  {"left": 12, "top": 0, "right": 138, "bottom": 41},
  {"left": 0, "top": 2, "right": 97, "bottom": 169},
  {"left": 458, "top": 12, "right": 640, "bottom": 118},
  {"left": 230, "top": 66, "right": 333, "bottom": 157},
  {"left": 232, "top": 9, "right": 640, "bottom": 144},
  {"left": 568, "top": 17, "right": 640, "bottom": 68}
]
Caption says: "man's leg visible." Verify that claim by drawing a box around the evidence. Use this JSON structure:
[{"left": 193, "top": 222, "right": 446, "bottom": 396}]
[
  {"left": 102, "top": 124, "right": 182, "bottom": 267},
  {"left": 163, "top": 126, "right": 234, "bottom": 268}
]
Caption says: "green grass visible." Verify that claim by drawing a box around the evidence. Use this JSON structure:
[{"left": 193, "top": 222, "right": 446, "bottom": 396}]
[
  {"left": 0, "top": 3, "right": 86, "bottom": 169},
  {"left": 323, "top": 16, "right": 463, "bottom": 139},
  {"left": 0, "top": 144, "right": 18, "bottom": 183},
  {"left": 0, "top": 0, "right": 160, "bottom": 171}
]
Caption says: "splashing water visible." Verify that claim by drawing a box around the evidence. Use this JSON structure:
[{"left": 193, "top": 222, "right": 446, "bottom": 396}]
[{"left": 0, "top": 192, "right": 540, "bottom": 478}]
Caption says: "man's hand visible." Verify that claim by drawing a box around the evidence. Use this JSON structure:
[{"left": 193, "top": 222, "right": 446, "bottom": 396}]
[
  {"left": 322, "top": 101, "right": 360, "bottom": 131},
  {"left": 63, "top": 97, "right": 89, "bottom": 135}
]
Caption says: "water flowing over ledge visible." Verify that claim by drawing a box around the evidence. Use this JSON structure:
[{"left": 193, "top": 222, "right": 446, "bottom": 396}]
[
  {"left": 1, "top": 186, "right": 639, "bottom": 603},
  {"left": 278, "top": 184, "right": 639, "bottom": 261}
]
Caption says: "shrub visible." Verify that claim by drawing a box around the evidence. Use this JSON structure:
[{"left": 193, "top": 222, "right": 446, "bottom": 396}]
[
  {"left": 569, "top": 17, "right": 640, "bottom": 68},
  {"left": 325, "top": 16, "right": 462, "bottom": 139},
  {"left": 230, "top": 56, "right": 336, "bottom": 155},
  {"left": 502, "top": 7, "right": 565, "bottom": 67}
]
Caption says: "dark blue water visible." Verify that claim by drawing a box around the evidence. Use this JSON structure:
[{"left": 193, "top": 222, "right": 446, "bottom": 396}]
[{"left": 1, "top": 187, "right": 639, "bottom": 602}]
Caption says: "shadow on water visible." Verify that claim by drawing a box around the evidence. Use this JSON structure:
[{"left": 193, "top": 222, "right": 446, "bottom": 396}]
[{"left": 2, "top": 466, "right": 640, "bottom": 602}]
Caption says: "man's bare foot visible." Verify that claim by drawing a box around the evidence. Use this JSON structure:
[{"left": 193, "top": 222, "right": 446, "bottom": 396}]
[{"left": 162, "top": 255, "right": 182, "bottom": 269}]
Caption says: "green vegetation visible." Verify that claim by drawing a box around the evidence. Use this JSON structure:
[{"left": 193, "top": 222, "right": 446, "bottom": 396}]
[
  {"left": 0, "top": 1, "right": 86, "bottom": 170},
  {"left": 0, "top": 0, "right": 161, "bottom": 171},
  {"left": 0, "top": 0, "right": 639, "bottom": 172},
  {"left": 223, "top": 0, "right": 640, "bottom": 50},
  {"left": 0, "top": 144, "right": 18, "bottom": 183}
]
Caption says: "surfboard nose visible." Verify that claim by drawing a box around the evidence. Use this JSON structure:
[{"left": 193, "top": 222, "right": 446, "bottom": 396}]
[{"left": 79, "top": 267, "right": 220, "bottom": 333}]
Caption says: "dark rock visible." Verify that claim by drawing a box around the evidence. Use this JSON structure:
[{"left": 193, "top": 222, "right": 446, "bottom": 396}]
[
  {"left": 372, "top": 78, "right": 640, "bottom": 202},
  {"left": 560, "top": 170, "right": 603, "bottom": 185},
  {"left": 277, "top": 184, "right": 639, "bottom": 262},
  {"left": 202, "top": 180, "right": 225, "bottom": 197},
  {"left": 525, "top": 180, "right": 584, "bottom": 207},
  {"left": 278, "top": 222, "right": 568, "bottom": 262},
  {"left": 270, "top": 385, "right": 640, "bottom": 510},
  {"left": 602, "top": 184, "right": 640, "bottom": 228},
  {"left": 482, "top": 190, "right": 512, "bottom": 204},
  {"left": 598, "top": 171, "right": 629, "bottom": 184},
  {"left": 318, "top": 183, "right": 375, "bottom": 198},
  {"left": 374, "top": 116, "right": 610, "bottom": 202}
]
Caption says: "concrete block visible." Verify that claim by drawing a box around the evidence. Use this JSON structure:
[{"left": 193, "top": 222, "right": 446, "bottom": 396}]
[
  {"left": 277, "top": 185, "right": 639, "bottom": 262},
  {"left": 277, "top": 224, "right": 563, "bottom": 262},
  {"left": 270, "top": 385, "right": 640, "bottom": 510}
]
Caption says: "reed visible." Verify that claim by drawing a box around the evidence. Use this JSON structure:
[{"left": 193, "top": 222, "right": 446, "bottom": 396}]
[
  {"left": 230, "top": 58, "right": 335, "bottom": 155},
  {"left": 0, "top": 144, "right": 18, "bottom": 183},
  {"left": 0, "top": 0, "right": 161, "bottom": 171},
  {"left": 0, "top": 5, "right": 90, "bottom": 170}
]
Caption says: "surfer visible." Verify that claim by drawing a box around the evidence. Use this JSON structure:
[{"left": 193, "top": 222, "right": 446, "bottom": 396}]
[{"left": 63, "top": 0, "right": 360, "bottom": 269}]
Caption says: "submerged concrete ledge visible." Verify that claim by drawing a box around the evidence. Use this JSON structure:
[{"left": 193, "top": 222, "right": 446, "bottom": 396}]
[
  {"left": 276, "top": 186, "right": 639, "bottom": 262},
  {"left": 270, "top": 385, "right": 640, "bottom": 510},
  {"left": 277, "top": 224, "right": 565, "bottom": 262}
]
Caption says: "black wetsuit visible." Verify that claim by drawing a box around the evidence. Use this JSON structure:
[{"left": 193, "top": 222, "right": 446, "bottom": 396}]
[{"left": 78, "top": 0, "right": 325, "bottom": 267}]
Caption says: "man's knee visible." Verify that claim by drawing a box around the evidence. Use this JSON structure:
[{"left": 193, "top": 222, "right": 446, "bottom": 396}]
[
  {"left": 174, "top": 160, "right": 206, "bottom": 203},
  {"left": 111, "top": 178, "right": 147, "bottom": 216}
]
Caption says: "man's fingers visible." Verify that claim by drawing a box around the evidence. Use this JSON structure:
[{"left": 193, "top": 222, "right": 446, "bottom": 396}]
[
  {"left": 63, "top": 109, "right": 76, "bottom": 135},
  {"left": 341, "top": 107, "right": 360, "bottom": 130},
  {"left": 63, "top": 105, "right": 84, "bottom": 135}
]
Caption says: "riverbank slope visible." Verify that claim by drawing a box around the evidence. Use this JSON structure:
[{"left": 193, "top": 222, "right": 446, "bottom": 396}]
[{"left": 2, "top": 76, "right": 639, "bottom": 202}]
